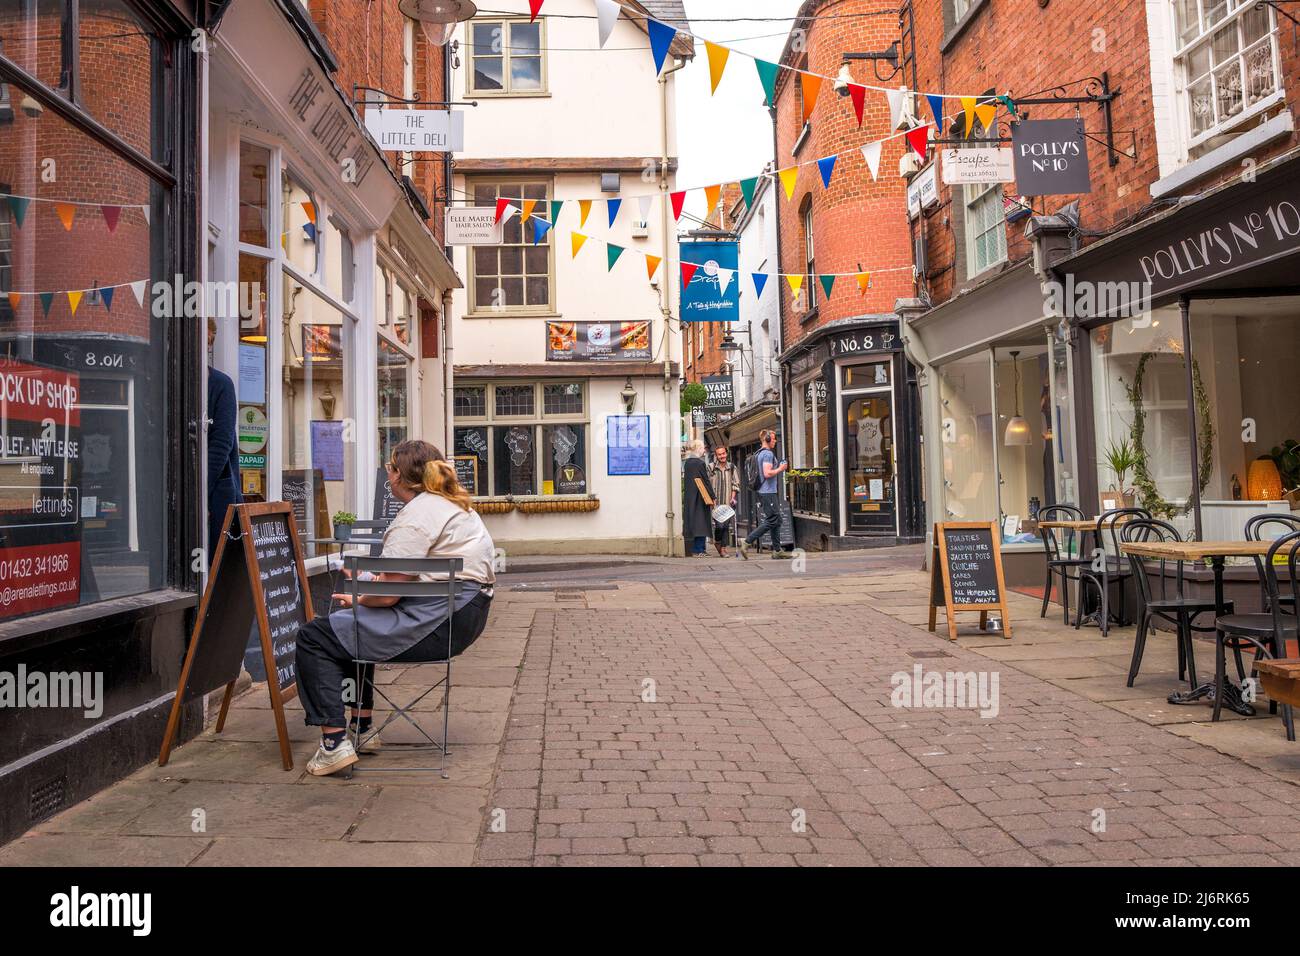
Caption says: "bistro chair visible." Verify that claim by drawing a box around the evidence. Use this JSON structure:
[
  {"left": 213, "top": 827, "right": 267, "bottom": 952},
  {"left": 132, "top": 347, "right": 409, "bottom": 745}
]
[
  {"left": 1245, "top": 513, "right": 1300, "bottom": 617},
  {"left": 1212, "top": 529, "right": 1299, "bottom": 739},
  {"left": 1120, "top": 518, "right": 1230, "bottom": 689},
  {"left": 1076, "top": 507, "right": 1151, "bottom": 637},
  {"left": 1037, "top": 504, "right": 1088, "bottom": 624},
  {"left": 343, "top": 554, "right": 464, "bottom": 779}
]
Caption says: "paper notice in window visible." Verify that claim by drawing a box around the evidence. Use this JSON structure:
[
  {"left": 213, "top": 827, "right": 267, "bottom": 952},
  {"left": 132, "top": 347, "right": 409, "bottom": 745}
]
[{"left": 869, "top": 479, "right": 884, "bottom": 500}]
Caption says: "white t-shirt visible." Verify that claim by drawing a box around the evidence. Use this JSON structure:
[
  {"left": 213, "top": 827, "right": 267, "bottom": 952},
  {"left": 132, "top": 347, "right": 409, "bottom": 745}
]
[{"left": 381, "top": 491, "right": 497, "bottom": 588}]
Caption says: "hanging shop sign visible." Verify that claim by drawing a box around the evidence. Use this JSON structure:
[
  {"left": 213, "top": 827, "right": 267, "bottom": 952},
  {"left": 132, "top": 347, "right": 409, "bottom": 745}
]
[
  {"left": 364, "top": 108, "right": 464, "bottom": 152},
  {"left": 942, "top": 147, "right": 1015, "bottom": 185},
  {"left": 546, "top": 321, "right": 651, "bottom": 361},
  {"left": 828, "top": 322, "right": 899, "bottom": 358},
  {"left": 680, "top": 241, "right": 740, "bottom": 323},
  {"left": 445, "top": 206, "right": 505, "bottom": 245},
  {"left": 1011, "top": 119, "right": 1092, "bottom": 196},
  {"left": 906, "top": 163, "right": 938, "bottom": 220},
  {"left": 701, "top": 374, "right": 735, "bottom": 412}
]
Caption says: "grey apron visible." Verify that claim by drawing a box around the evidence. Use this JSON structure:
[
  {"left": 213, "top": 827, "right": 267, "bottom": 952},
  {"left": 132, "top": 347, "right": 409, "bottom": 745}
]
[{"left": 328, "top": 580, "right": 484, "bottom": 660}]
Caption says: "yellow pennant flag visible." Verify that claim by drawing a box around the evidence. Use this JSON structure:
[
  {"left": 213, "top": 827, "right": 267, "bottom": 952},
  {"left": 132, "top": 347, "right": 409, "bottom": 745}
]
[
  {"left": 645, "top": 254, "right": 662, "bottom": 281},
  {"left": 705, "top": 41, "right": 729, "bottom": 95},
  {"left": 67, "top": 290, "right": 83, "bottom": 315},
  {"left": 778, "top": 166, "right": 799, "bottom": 200},
  {"left": 961, "top": 96, "right": 977, "bottom": 137},
  {"left": 521, "top": 199, "right": 537, "bottom": 223},
  {"left": 571, "top": 232, "right": 588, "bottom": 258},
  {"left": 578, "top": 199, "right": 592, "bottom": 227},
  {"left": 973, "top": 102, "right": 997, "bottom": 135},
  {"left": 785, "top": 274, "right": 804, "bottom": 296},
  {"left": 704, "top": 184, "right": 722, "bottom": 215},
  {"left": 800, "top": 72, "right": 823, "bottom": 123},
  {"left": 54, "top": 203, "right": 76, "bottom": 230},
  {"left": 856, "top": 272, "right": 871, "bottom": 294}
]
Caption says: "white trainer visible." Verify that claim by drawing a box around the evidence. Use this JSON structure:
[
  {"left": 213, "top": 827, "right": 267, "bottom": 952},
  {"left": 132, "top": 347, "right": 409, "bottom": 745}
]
[{"left": 306, "top": 737, "right": 359, "bottom": 776}]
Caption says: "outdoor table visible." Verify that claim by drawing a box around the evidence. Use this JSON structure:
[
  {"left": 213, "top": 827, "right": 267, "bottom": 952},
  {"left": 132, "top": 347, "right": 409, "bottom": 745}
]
[
  {"left": 1040, "top": 517, "right": 1132, "bottom": 628},
  {"left": 1120, "top": 539, "right": 1275, "bottom": 714}
]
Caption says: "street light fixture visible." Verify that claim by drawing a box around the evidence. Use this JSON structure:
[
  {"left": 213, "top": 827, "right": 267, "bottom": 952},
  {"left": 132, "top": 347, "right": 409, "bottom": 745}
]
[{"left": 399, "top": 0, "right": 478, "bottom": 46}]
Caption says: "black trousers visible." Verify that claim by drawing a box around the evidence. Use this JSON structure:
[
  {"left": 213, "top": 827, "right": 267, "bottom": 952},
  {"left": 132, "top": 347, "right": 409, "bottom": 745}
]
[
  {"left": 295, "top": 592, "right": 491, "bottom": 728},
  {"left": 745, "top": 492, "right": 782, "bottom": 550}
]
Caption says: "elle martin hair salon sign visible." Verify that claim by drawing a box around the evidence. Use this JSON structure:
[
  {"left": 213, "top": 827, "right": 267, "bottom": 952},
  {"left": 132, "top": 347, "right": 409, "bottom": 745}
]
[{"left": 1011, "top": 119, "right": 1092, "bottom": 196}]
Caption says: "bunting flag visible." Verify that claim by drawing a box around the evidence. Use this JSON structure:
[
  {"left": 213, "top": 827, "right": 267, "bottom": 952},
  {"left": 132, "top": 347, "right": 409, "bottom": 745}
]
[
  {"left": 494, "top": 198, "right": 513, "bottom": 223},
  {"left": 670, "top": 190, "right": 686, "bottom": 221},
  {"left": 647, "top": 19, "right": 676, "bottom": 75},
  {"left": 818, "top": 274, "right": 836, "bottom": 299},
  {"left": 752, "top": 272, "right": 769, "bottom": 299},
  {"left": 302, "top": 222, "right": 317, "bottom": 242},
  {"left": 645, "top": 254, "right": 662, "bottom": 280},
  {"left": 962, "top": 97, "right": 977, "bottom": 137},
  {"left": 54, "top": 203, "right": 76, "bottom": 231},
  {"left": 529, "top": 0, "right": 543, "bottom": 22},
  {"left": 637, "top": 195, "right": 653, "bottom": 223},
  {"left": 66, "top": 290, "right": 83, "bottom": 316},
  {"left": 100, "top": 286, "right": 115, "bottom": 311},
  {"left": 856, "top": 272, "right": 871, "bottom": 294},
  {"left": 927, "top": 94, "right": 946, "bottom": 128},
  {"left": 848, "top": 84, "right": 866, "bottom": 126},
  {"left": 717, "top": 268, "right": 734, "bottom": 298},
  {"left": 997, "top": 93, "right": 1018, "bottom": 119},
  {"left": 800, "top": 73, "right": 823, "bottom": 123},
  {"left": 785, "top": 274, "right": 804, "bottom": 296},
  {"left": 606, "top": 243, "right": 625, "bottom": 270},
  {"left": 5, "top": 196, "right": 29, "bottom": 228},
  {"left": 906, "top": 125, "right": 930, "bottom": 158},
  {"left": 550, "top": 199, "right": 564, "bottom": 223},
  {"left": 886, "top": 89, "right": 905, "bottom": 130},
  {"left": 578, "top": 198, "right": 592, "bottom": 227},
  {"left": 778, "top": 166, "right": 798, "bottom": 200},
  {"left": 704, "top": 183, "right": 721, "bottom": 215},
  {"left": 817, "top": 155, "right": 837, "bottom": 189},
  {"left": 739, "top": 176, "right": 758, "bottom": 209},
  {"left": 130, "top": 280, "right": 148, "bottom": 307},
  {"left": 607, "top": 198, "right": 622, "bottom": 229},
  {"left": 571, "top": 232, "right": 588, "bottom": 257},
  {"left": 754, "top": 59, "right": 779, "bottom": 107},
  {"left": 706, "top": 41, "right": 729, "bottom": 94},
  {"left": 6, "top": 292, "right": 20, "bottom": 313},
  {"left": 38, "top": 293, "right": 54, "bottom": 317},
  {"left": 860, "top": 141, "right": 883, "bottom": 180},
  {"left": 521, "top": 199, "right": 537, "bottom": 223},
  {"left": 531, "top": 218, "right": 552, "bottom": 244},
  {"left": 681, "top": 262, "right": 699, "bottom": 288},
  {"left": 301, "top": 201, "right": 317, "bottom": 224},
  {"left": 974, "top": 102, "right": 998, "bottom": 135},
  {"left": 142, "top": 206, "right": 150, "bottom": 226},
  {"left": 595, "top": 0, "right": 620, "bottom": 47},
  {"left": 101, "top": 205, "right": 122, "bottom": 232}
]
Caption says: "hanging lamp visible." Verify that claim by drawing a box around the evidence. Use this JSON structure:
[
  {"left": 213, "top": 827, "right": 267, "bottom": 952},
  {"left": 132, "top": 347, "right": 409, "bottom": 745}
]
[{"left": 1004, "top": 350, "right": 1032, "bottom": 446}]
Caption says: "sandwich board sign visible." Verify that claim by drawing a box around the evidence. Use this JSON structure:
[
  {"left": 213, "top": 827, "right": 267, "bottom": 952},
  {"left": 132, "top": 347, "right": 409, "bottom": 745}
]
[{"left": 927, "top": 521, "right": 1012, "bottom": 641}]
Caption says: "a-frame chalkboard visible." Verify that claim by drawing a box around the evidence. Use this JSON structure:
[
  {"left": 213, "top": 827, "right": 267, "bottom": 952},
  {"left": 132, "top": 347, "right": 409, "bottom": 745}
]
[
  {"left": 927, "top": 521, "right": 1012, "bottom": 642},
  {"left": 158, "top": 502, "right": 314, "bottom": 771}
]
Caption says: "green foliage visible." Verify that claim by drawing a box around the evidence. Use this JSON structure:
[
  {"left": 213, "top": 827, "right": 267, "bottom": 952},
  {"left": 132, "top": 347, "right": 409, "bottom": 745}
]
[
  {"left": 332, "top": 511, "right": 356, "bottom": 525},
  {"left": 1124, "top": 351, "right": 1213, "bottom": 520},
  {"left": 1270, "top": 439, "right": 1300, "bottom": 490},
  {"left": 680, "top": 381, "right": 708, "bottom": 416},
  {"left": 1103, "top": 438, "right": 1140, "bottom": 489}
]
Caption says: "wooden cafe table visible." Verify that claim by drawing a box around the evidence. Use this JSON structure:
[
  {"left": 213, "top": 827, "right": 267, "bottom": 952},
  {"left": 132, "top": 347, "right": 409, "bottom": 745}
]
[
  {"left": 1038, "top": 516, "right": 1131, "bottom": 627},
  {"left": 1120, "top": 539, "right": 1275, "bottom": 712}
]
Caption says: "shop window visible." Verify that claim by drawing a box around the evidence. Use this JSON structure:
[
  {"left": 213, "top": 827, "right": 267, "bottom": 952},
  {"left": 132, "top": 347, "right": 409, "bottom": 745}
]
[
  {"left": 235, "top": 254, "right": 270, "bottom": 502},
  {"left": 281, "top": 170, "right": 319, "bottom": 276},
  {"left": 938, "top": 353, "right": 998, "bottom": 523},
  {"left": 963, "top": 181, "right": 1007, "bottom": 278},
  {"left": 453, "top": 382, "right": 588, "bottom": 496},
  {"left": 993, "top": 346, "right": 1058, "bottom": 543},
  {"left": 794, "top": 376, "right": 827, "bottom": 469},
  {"left": 377, "top": 337, "right": 410, "bottom": 465},
  {"left": 375, "top": 264, "right": 391, "bottom": 327},
  {"left": 324, "top": 215, "right": 354, "bottom": 304},
  {"left": 239, "top": 142, "right": 271, "bottom": 248},
  {"left": 470, "top": 180, "right": 552, "bottom": 312},
  {"left": 1173, "top": 1, "right": 1279, "bottom": 153},
  {"left": 469, "top": 19, "right": 545, "bottom": 95},
  {"left": 801, "top": 197, "right": 816, "bottom": 313},
  {"left": 393, "top": 280, "right": 412, "bottom": 345}
]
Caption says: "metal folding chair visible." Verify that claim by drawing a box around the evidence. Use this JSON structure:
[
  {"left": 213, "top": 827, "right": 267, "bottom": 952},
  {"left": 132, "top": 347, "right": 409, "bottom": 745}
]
[{"left": 343, "top": 555, "right": 464, "bottom": 779}]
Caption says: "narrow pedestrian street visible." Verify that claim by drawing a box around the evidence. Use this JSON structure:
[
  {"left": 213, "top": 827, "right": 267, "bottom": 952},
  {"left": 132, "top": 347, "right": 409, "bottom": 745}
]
[{"left": 6, "top": 548, "right": 1299, "bottom": 868}]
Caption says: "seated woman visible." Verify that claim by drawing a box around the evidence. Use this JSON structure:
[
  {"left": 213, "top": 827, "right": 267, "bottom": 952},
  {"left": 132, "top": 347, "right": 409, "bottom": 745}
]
[{"left": 295, "top": 439, "right": 495, "bottom": 776}]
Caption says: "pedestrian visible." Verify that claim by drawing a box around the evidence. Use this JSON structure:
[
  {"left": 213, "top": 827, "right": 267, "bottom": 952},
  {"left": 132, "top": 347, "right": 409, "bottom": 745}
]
[
  {"left": 682, "top": 439, "right": 712, "bottom": 557},
  {"left": 206, "top": 319, "right": 242, "bottom": 560},
  {"left": 707, "top": 444, "right": 739, "bottom": 557},
  {"left": 740, "top": 429, "right": 790, "bottom": 560}
]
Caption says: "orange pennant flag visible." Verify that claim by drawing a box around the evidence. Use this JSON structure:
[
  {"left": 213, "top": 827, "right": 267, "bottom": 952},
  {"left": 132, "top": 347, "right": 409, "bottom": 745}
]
[
  {"left": 645, "top": 254, "right": 662, "bottom": 281},
  {"left": 67, "top": 290, "right": 83, "bottom": 315},
  {"left": 705, "top": 41, "right": 730, "bottom": 95},
  {"left": 521, "top": 199, "right": 537, "bottom": 223},
  {"left": 578, "top": 199, "right": 592, "bottom": 227},
  {"left": 6, "top": 292, "right": 20, "bottom": 312},
  {"left": 571, "top": 232, "right": 588, "bottom": 258},
  {"left": 961, "top": 96, "right": 977, "bottom": 137},
  {"left": 856, "top": 272, "right": 871, "bottom": 295},
  {"left": 973, "top": 102, "right": 997, "bottom": 135},
  {"left": 301, "top": 201, "right": 317, "bottom": 224},
  {"left": 800, "top": 72, "right": 822, "bottom": 123},
  {"left": 704, "top": 184, "right": 722, "bottom": 215},
  {"left": 54, "top": 203, "right": 76, "bottom": 230},
  {"left": 778, "top": 166, "right": 799, "bottom": 200},
  {"left": 785, "top": 274, "right": 804, "bottom": 295}
]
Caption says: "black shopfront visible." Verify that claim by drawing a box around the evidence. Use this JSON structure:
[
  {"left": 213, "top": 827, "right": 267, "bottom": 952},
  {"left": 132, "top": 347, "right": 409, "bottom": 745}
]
[{"left": 0, "top": 0, "right": 202, "bottom": 845}]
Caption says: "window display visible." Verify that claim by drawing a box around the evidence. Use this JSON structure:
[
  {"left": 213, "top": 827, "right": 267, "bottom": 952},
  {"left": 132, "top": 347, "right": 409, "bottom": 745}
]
[{"left": 453, "top": 381, "right": 588, "bottom": 496}]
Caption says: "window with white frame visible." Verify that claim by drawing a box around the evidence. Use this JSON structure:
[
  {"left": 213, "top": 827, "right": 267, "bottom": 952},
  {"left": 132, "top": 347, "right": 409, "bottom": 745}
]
[
  {"left": 963, "top": 181, "right": 1007, "bottom": 278},
  {"left": 1172, "top": 0, "right": 1280, "bottom": 149},
  {"left": 802, "top": 197, "right": 816, "bottom": 312},
  {"left": 452, "top": 382, "right": 588, "bottom": 496},
  {"left": 469, "top": 179, "right": 552, "bottom": 312},
  {"left": 469, "top": 18, "right": 545, "bottom": 95}
]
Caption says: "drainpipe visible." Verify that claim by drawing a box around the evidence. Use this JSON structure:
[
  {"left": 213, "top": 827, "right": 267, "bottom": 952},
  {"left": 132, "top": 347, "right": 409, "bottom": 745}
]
[
  {"left": 768, "top": 100, "right": 789, "bottom": 498},
  {"left": 659, "top": 55, "right": 687, "bottom": 557},
  {"left": 443, "top": 289, "right": 455, "bottom": 451}
]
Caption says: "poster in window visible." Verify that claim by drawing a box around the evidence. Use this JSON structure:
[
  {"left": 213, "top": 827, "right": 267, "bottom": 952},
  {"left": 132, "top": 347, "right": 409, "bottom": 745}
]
[
  {"left": 309, "top": 420, "right": 345, "bottom": 481},
  {"left": 607, "top": 415, "right": 651, "bottom": 476},
  {"left": 302, "top": 324, "right": 343, "bottom": 366}
]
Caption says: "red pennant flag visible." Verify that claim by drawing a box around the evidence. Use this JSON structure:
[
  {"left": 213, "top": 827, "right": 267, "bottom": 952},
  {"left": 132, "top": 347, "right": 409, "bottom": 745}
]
[
  {"left": 529, "top": 0, "right": 543, "bottom": 21},
  {"left": 905, "top": 125, "right": 930, "bottom": 158},
  {"left": 670, "top": 191, "right": 686, "bottom": 221},
  {"left": 848, "top": 84, "right": 866, "bottom": 127},
  {"left": 494, "top": 198, "right": 512, "bottom": 223},
  {"left": 680, "top": 262, "right": 699, "bottom": 288},
  {"left": 101, "top": 205, "right": 122, "bottom": 233}
]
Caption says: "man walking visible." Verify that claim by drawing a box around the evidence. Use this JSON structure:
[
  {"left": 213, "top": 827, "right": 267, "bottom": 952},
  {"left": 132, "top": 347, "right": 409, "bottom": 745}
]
[
  {"left": 740, "top": 429, "right": 789, "bottom": 560},
  {"left": 707, "top": 445, "right": 739, "bottom": 557}
]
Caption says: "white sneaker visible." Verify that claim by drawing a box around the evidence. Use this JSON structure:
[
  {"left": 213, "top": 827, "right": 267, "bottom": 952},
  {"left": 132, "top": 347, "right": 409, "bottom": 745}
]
[{"left": 306, "top": 737, "right": 359, "bottom": 776}]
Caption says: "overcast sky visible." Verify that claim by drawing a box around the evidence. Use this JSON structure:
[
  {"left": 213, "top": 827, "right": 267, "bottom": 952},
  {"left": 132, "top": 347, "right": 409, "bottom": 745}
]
[{"left": 675, "top": 0, "right": 802, "bottom": 223}]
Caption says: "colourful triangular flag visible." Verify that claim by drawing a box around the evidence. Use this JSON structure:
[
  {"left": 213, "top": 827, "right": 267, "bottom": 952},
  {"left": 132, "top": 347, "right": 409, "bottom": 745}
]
[
  {"left": 961, "top": 96, "right": 977, "bottom": 137},
  {"left": 607, "top": 198, "right": 622, "bottom": 229},
  {"left": 550, "top": 199, "right": 564, "bottom": 223},
  {"left": 607, "top": 243, "right": 625, "bottom": 270},
  {"left": 521, "top": 199, "right": 537, "bottom": 223},
  {"left": 596, "top": 0, "right": 620, "bottom": 47},
  {"left": 800, "top": 73, "right": 822, "bottom": 123},
  {"left": 637, "top": 195, "right": 653, "bottom": 223},
  {"left": 6, "top": 292, "right": 20, "bottom": 312},
  {"left": 717, "top": 268, "right": 734, "bottom": 298},
  {"left": 129, "top": 280, "right": 148, "bottom": 307},
  {"left": 54, "top": 203, "right": 76, "bottom": 231},
  {"left": 681, "top": 262, "right": 699, "bottom": 288},
  {"left": 301, "top": 201, "right": 317, "bottom": 224},
  {"left": 645, "top": 254, "right": 662, "bottom": 281},
  {"left": 818, "top": 274, "right": 836, "bottom": 299},
  {"left": 848, "top": 84, "right": 866, "bottom": 126},
  {"left": 67, "top": 290, "right": 83, "bottom": 315},
  {"left": 142, "top": 205, "right": 151, "bottom": 226},
  {"left": 906, "top": 125, "right": 930, "bottom": 158},
  {"left": 670, "top": 191, "right": 686, "bottom": 221},
  {"left": 4, "top": 196, "right": 29, "bottom": 228},
  {"left": 101, "top": 205, "right": 122, "bottom": 232},
  {"left": 529, "top": 0, "right": 543, "bottom": 22},
  {"left": 100, "top": 286, "right": 115, "bottom": 311},
  {"left": 886, "top": 89, "right": 905, "bottom": 130},
  {"left": 494, "top": 198, "right": 512, "bottom": 223},
  {"left": 817, "top": 155, "right": 837, "bottom": 189},
  {"left": 754, "top": 59, "right": 779, "bottom": 107},
  {"left": 530, "top": 218, "right": 552, "bottom": 244},
  {"left": 571, "top": 232, "right": 588, "bottom": 257},
  {"left": 704, "top": 184, "right": 721, "bottom": 215},
  {"left": 861, "top": 141, "right": 882, "bottom": 180},
  {"left": 705, "top": 41, "right": 729, "bottom": 95},
  {"left": 855, "top": 272, "right": 871, "bottom": 295},
  {"left": 739, "top": 177, "right": 758, "bottom": 209},
  {"left": 751, "top": 272, "right": 769, "bottom": 299},
  {"left": 974, "top": 102, "right": 998, "bottom": 135},
  {"left": 578, "top": 198, "right": 592, "bottom": 227},
  {"left": 778, "top": 166, "right": 798, "bottom": 200},
  {"left": 927, "top": 94, "right": 945, "bottom": 128},
  {"left": 785, "top": 274, "right": 804, "bottom": 296},
  {"left": 647, "top": 19, "right": 676, "bottom": 75},
  {"left": 38, "top": 293, "right": 54, "bottom": 317}
]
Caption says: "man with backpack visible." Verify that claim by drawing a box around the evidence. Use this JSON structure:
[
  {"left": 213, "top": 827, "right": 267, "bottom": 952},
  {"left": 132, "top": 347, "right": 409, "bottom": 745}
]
[{"left": 740, "top": 429, "right": 789, "bottom": 560}]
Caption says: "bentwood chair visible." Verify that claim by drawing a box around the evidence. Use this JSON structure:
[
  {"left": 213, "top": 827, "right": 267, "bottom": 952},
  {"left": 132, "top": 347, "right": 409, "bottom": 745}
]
[
  {"left": 1038, "top": 504, "right": 1088, "bottom": 624},
  {"left": 343, "top": 555, "right": 464, "bottom": 778},
  {"left": 1120, "top": 519, "right": 1230, "bottom": 689},
  {"left": 347, "top": 518, "right": 390, "bottom": 557},
  {"left": 1245, "top": 513, "right": 1300, "bottom": 617},
  {"left": 1213, "top": 530, "right": 1299, "bottom": 739},
  {"left": 1077, "top": 507, "right": 1151, "bottom": 637}
]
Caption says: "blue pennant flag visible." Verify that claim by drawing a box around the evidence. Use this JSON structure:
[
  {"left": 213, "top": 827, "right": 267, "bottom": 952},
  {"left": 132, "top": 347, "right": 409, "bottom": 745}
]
[
  {"left": 647, "top": 19, "right": 677, "bottom": 75},
  {"left": 928, "top": 94, "right": 945, "bottom": 128},
  {"left": 531, "top": 218, "right": 552, "bottom": 244},
  {"left": 99, "top": 286, "right": 115, "bottom": 311},
  {"left": 5, "top": 195, "right": 30, "bottom": 229},
  {"left": 607, "top": 198, "right": 622, "bottom": 229},
  {"left": 302, "top": 222, "right": 317, "bottom": 241},
  {"left": 752, "top": 272, "right": 769, "bottom": 299},
  {"left": 817, "top": 155, "right": 837, "bottom": 189}
]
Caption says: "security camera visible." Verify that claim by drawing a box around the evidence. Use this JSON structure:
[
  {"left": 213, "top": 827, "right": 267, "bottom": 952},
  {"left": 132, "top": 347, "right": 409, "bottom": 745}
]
[{"left": 833, "top": 63, "right": 853, "bottom": 98}]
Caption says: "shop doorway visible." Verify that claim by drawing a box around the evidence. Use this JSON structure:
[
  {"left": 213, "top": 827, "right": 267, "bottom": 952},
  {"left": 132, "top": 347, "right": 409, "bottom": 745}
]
[{"left": 841, "top": 389, "right": 895, "bottom": 533}]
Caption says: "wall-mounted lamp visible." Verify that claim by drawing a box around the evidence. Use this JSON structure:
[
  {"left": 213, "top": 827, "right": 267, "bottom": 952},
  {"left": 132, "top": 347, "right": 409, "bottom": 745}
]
[
  {"left": 399, "top": 0, "right": 477, "bottom": 46},
  {"left": 620, "top": 378, "right": 637, "bottom": 414}
]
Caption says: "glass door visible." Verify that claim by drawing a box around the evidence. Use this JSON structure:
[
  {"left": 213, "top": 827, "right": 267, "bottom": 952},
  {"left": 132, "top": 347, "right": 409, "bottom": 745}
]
[{"left": 842, "top": 391, "right": 896, "bottom": 532}]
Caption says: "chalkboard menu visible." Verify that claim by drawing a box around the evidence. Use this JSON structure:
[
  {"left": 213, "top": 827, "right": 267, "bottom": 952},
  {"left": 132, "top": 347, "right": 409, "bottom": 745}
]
[
  {"left": 281, "top": 468, "right": 330, "bottom": 545},
  {"left": 928, "top": 521, "right": 1011, "bottom": 641},
  {"left": 159, "top": 502, "right": 313, "bottom": 771},
  {"left": 454, "top": 455, "right": 479, "bottom": 495},
  {"left": 778, "top": 500, "right": 795, "bottom": 548},
  {"left": 372, "top": 465, "right": 404, "bottom": 522}
]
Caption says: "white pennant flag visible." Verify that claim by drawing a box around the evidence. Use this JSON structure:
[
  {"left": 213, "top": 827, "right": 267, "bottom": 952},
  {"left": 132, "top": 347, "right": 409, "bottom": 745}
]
[
  {"left": 716, "top": 267, "right": 734, "bottom": 298},
  {"left": 860, "top": 141, "right": 883, "bottom": 180},
  {"left": 129, "top": 280, "right": 148, "bottom": 308},
  {"left": 637, "top": 195, "right": 653, "bottom": 222},
  {"left": 142, "top": 205, "right": 151, "bottom": 226},
  {"left": 886, "top": 89, "right": 905, "bottom": 130},
  {"left": 596, "top": 0, "right": 621, "bottom": 48}
]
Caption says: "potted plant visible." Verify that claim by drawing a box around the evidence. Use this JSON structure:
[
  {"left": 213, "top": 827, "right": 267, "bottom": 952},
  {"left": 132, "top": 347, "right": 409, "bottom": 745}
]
[
  {"left": 1270, "top": 440, "right": 1300, "bottom": 507},
  {"left": 1102, "top": 439, "right": 1139, "bottom": 510},
  {"left": 332, "top": 511, "right": 356, "bottom": 542}
]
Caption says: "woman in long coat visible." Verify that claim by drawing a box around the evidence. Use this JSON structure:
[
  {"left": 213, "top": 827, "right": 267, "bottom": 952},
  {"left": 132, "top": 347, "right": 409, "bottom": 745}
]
[{"left": 682, "top": 440, "right": 713, "bottom": 557}]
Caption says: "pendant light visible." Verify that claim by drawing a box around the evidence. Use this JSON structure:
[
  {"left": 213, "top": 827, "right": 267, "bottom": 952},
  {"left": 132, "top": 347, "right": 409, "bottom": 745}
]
[{"left": 1003, "top": 350, "right": 1032, "bottom": 446}]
